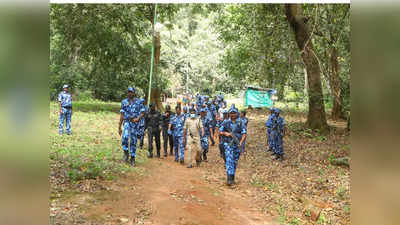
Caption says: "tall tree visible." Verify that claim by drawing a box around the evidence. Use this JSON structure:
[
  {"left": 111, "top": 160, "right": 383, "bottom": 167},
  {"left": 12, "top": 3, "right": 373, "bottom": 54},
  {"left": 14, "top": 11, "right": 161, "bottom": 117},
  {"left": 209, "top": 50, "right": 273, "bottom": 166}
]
[
  {"left": 285, "top": 4, "right": 328, "bottom": 131},
  {"left": 314, "top": 4, "right": 350, "bottom": 120}
]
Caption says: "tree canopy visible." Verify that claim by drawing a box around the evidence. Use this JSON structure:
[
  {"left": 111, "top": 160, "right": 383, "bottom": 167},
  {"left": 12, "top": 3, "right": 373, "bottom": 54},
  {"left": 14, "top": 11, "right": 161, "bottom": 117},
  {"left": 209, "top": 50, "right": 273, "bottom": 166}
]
[{"left": 50, "top": 3, "right": 350, "bottom": 130}]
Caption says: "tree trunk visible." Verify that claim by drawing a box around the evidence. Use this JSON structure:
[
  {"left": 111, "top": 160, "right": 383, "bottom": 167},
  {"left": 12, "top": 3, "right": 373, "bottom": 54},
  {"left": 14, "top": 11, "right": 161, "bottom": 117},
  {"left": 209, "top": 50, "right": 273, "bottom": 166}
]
[
  {"left": 285, "top": 4, "right": 328, "bottom": 132},
  {"left": 151, "top": 88, "right": 163, "bottom": 111},
  {"left": 330, "top": 47, "right": 343, "bottom": 120},
  {"left": 146, "top": 5, "right": 162, "bottom": 111},
  {"left": 155, "top": 31, "right": 161, "bottom": 65}
]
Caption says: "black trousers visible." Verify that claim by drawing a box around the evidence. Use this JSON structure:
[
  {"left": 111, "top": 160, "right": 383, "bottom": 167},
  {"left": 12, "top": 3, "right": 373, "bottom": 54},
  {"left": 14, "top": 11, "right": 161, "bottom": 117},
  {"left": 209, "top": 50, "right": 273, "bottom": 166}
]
[
  {"left": 162, "top": 128, "right": 174, "bottom": 155},
  {"left": 148, "top": 129, "right": 161, "bottom": 156}
]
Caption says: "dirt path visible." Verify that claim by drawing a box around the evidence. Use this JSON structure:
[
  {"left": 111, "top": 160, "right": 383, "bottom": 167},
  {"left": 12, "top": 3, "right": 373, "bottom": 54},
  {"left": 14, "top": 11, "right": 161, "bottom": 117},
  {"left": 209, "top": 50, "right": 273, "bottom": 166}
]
[{"left": 83, "top": 144, "right": 276, "bottom": 225}]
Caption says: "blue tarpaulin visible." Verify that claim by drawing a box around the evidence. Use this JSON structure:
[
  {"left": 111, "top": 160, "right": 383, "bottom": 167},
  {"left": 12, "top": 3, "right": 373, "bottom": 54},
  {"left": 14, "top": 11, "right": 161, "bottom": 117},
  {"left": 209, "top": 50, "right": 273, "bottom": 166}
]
[{"left": 244, "top": 86, "right": 275, "bottom": 108}]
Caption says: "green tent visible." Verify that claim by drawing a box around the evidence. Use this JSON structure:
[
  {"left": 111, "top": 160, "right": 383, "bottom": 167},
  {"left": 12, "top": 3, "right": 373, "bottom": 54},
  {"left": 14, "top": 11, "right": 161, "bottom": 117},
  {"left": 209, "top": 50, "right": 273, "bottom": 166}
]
[{"left": 244, "top": 86, "right": 275, "bottom": 108}]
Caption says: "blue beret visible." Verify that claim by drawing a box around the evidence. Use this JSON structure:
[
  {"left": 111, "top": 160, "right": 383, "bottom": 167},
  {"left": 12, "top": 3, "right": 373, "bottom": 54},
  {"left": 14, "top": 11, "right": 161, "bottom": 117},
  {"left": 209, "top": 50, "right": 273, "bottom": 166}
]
[
  {"left": 274, "top": 108, "right": 281, "bottom": 114},
  {"left": 222, "top": 109, "right": 228, "bottom": 114},
  {"left": 127, "top": 87, "right": 135, "bottom": 92},
  {"left": 200, "top": 108, "right": 207, "bottom": 112}
]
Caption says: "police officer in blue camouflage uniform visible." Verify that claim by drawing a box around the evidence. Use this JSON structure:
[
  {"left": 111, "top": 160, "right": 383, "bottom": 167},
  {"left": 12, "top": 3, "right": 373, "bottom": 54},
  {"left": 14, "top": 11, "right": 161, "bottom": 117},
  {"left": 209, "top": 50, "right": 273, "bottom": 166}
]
[
  {"left": 265, "top": 108, "right": 275, "bottom": 152},
  {"left": 203, "top": 101, "right": 215, "bottom": 146},
  {"left": 58, "top": 84, "right": 72, "bottom": 135},
  {"left": 270, "top": 108, "right": 286, "bottom": 161},
  {"left": 199, "top": 108, "right": 213, "bottom": 162},
  {"left": 219, "top": 106, "right": 247, "bottom": 186},
  {"left": 196, "top": 94, "right": 203, "bottom": 115},
  {"left": 208, "top": 100, "right": 217, "bottom": 146},
  {"left": 168, "top": 105, "right": 186, "bottom": 164},
  {"left": 118, "top": 87, "right": 145, "bottom": 167}
]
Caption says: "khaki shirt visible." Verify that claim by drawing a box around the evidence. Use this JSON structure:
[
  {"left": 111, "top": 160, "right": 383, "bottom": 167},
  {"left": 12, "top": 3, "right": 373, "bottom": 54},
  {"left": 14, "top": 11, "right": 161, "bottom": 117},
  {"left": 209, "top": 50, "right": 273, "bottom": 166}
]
[{"left": 185, "top": 117, "right": 202, "bottom": 140}]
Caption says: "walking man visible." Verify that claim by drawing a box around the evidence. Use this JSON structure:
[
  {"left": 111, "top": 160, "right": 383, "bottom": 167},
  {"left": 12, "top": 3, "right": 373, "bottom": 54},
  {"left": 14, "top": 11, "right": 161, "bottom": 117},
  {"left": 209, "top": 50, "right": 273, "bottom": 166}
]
[
  {"left": 219, "top": 106, "right": 247, "bottom": 186},
  {"left": 270, "top": 108, "right": 286, "bottom": 161},
  {"left": 199, "top": 108, "right": 213, "bottom": 162},
  {"left": 161, "top": 105, "right": 174, "bottom": 157},
  {"left": 146, "top": 104, "right": 162, "bottom": 158},
  {"left": 118, "top": 87, "right": 145, "bottom": 167},
  {"left": 184, "top": 108, "right": 203, "bottom": 168},
  {"left": 58, "top": 84, "right": 72, "bottom": 135},
  {"left": 168, "top": 105, "right": 186, "bottom": 164}
]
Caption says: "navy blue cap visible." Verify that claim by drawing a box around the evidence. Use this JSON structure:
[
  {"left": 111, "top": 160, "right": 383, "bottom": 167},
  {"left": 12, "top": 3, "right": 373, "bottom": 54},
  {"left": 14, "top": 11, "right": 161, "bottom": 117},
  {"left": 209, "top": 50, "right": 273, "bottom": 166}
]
[
  {"left": 229, "top": 107, "right": 238, "bottom": 113},
  {"left": 128, "top": 87, "right": 135, "bottom": 92}
]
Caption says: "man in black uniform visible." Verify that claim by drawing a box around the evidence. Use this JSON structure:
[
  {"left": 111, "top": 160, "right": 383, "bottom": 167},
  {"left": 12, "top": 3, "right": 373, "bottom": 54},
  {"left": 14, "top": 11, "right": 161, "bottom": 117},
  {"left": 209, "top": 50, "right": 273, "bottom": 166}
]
[
  {"left": 161, "top": 105, "right": 174, "bottom": 157},
  {"left": 146, "top": 104, "right": 162, "bottom": 158}
]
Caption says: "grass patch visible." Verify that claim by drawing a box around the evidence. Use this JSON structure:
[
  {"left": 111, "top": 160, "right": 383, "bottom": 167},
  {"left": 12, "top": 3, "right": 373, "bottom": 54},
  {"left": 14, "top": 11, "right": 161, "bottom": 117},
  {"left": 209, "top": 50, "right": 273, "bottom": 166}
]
[
  {"left": 50, "top": 101, "right": 147, "bottom": 184},
  {"left": 72, "top": 101, "right": 121, "bottom": 113}
]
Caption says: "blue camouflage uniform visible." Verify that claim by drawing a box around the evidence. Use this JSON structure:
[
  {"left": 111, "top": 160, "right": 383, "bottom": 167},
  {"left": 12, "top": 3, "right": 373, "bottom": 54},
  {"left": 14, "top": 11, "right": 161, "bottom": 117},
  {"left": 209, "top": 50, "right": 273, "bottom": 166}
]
[
  {"left": 219, "top": 109, "right": 246, "bottom": 177},
  {"left": 200, "top": 109, "right": 212, "bottom": 154},
  {"left": 170, "top": 113, "right": 186, "bottom": 161},
  {"left": 120, "top": 96, "right": 144, "bottom": 157},
  {"left": 183, "top": 106, "right": 190, "bottom": 148},
  {"left": 206, "top": 102, "right": 216, "bottom": 145},
  {"left": 58, "top": 85, "right": 72, "bottom": 135},
  {"left": 270, "top": 109, "right": 285, "bottom": 156},
  {"left": 265, "top": 111, "right": 275, "bottom": 151},
  {"left": 195, "top": 95, "right": 203, "bottom": 114},
  {"left": 209, "top": 102, "right": 217, "bottom": 128}
]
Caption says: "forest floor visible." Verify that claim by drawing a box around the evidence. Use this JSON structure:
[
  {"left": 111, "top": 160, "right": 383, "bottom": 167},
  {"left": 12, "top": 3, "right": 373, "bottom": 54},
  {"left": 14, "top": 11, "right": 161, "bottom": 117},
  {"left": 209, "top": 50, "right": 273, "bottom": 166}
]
[{"left": 50, "top": 101, "right": 350, "bottom": 225}]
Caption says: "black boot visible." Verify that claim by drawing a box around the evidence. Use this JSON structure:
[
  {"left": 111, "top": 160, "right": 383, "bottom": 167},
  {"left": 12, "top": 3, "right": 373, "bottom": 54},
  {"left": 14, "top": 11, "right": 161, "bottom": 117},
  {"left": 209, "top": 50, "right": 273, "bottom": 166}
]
[
  {"left": 227, "top": 175, "right": 233, "bottom": 186},
  {"left": 232, "top": 174, "right": 236, "bottom": 184},
  {"left": 203, "top": 153, "right": 208, "bottom": 162},
  {"left": 156, "top": 149, "right": 161, "bottom": 158},
  {"left": 180, "top": 159, "right": 184, "bottom": 164},
  {"left": 122, "top": 151, "right": 129, "bottom": 162},
  {"left": 148, "top": 151, "right": 153, "bottom": 158},
  {"left": 130, "top": 157, "right": 136, "bottom": 167}
]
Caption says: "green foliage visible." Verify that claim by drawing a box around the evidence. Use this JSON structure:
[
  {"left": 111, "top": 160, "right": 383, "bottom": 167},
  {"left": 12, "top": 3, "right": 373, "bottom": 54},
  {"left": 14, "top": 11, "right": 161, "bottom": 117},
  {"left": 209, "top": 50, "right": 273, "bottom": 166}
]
[
  {"left": 336, "top": 186, "right": 347, "bottom": 200},
  {"left": 317, "top": 213, "right": 327, "bottom": 224},
  {"left": 50, "top": 4, "right": 180, "bottom": 101},
  {"left": 288, "top": 218, "right": 301, "bottom": 225},
  {"left": 50, "top": 3, "right": 350, "bottom": 118}
]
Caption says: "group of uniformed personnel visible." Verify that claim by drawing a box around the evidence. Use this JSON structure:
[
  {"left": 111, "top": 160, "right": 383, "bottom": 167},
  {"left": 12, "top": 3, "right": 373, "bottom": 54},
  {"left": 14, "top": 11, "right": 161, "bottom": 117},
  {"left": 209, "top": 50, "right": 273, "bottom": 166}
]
[{"left": 57, "top": 85, "right": 286, "bottom": 186}]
